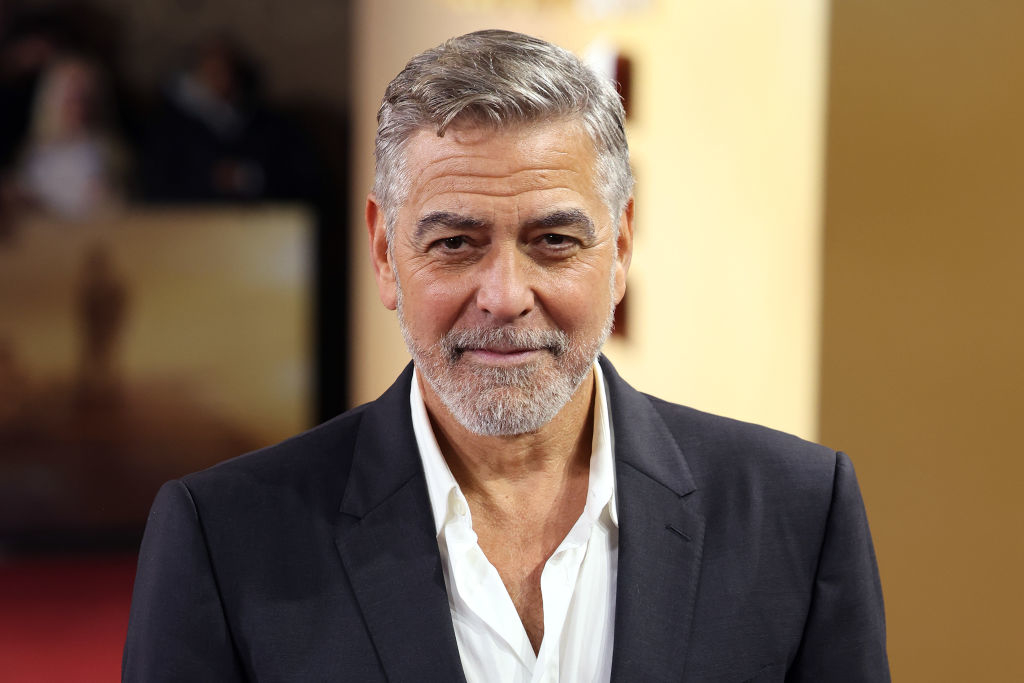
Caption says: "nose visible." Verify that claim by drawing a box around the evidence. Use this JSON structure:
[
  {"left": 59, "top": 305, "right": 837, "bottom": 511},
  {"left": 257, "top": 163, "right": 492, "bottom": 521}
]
[{"left": 474, "top": 245, "right": 535, "bottom": 321}]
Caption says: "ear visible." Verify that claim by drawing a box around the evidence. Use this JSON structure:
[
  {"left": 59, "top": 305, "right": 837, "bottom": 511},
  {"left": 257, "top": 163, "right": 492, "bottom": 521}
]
[
  {"left": 366, "top": 194, "right": 397, "bottom": 310},
  {"left": 612, "top": 197, "right": 634, "bottom": 304}
]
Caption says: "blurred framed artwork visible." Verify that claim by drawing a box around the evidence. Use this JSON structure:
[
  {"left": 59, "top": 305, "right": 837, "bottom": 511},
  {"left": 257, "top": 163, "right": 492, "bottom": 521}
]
[{"left": 0, "top": 206, "right": 313, "bottom": 550}]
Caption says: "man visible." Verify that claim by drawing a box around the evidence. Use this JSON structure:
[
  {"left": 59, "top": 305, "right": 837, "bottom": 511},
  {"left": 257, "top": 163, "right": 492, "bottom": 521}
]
[{"left": 124, "top": 30, "right": 889, "bottom": 682}]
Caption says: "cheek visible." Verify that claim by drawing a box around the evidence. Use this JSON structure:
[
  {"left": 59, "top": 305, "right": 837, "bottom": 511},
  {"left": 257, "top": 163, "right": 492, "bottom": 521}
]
[
  {"left": 537, "top": 267, "right": 614, "bottom": 328},
  {"left": 402, "top": 269, "right": 473, "bottom": 330}
]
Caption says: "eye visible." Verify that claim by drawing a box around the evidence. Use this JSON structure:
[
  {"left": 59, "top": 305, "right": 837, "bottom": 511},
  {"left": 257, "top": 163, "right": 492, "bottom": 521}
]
[
  {"left": 435, "top": 236, "right": 466, "bottom": 250},
  {"left": 535, "top": 234, "right": 580, "bottom": 253}
]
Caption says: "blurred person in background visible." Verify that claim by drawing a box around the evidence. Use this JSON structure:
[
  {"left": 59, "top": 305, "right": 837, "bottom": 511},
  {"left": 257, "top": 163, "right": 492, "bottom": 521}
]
[
  {"left": 140, "top": 34, "right": 318, "bottom": 204},
  {"left": 74, "top": 242, "right": 130, "bottom": 410},
  {"left": 0, "top": 4, "right": 67, "bottom": 171},
  {"left": 0, "top": 5, "right": 62, "bottom": 229},
  {"left": 8, "top": 53, "right": 128, "bottom": 220}
]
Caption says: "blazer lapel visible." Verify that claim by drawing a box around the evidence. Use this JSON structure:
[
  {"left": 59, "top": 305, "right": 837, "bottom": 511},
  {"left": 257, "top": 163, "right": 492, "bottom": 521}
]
[
  {"left": 333, "top": 365, "right": 467, "bottom": 682},
  {"left": 602, "top": 358, "right": 706, "bottom": 682}
]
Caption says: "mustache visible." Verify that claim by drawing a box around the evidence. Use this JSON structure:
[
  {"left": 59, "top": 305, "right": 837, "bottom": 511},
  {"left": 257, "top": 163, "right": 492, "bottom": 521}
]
[{"left": 439, "top": 326, "right": 570, "bottom": 362}]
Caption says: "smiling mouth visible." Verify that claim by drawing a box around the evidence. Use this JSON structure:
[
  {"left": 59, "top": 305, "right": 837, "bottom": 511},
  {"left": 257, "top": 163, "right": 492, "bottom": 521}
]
[
  {"left": 461, "top": 347, "right": 544, "bottom": 363},
  {"left": 441, "top": 327, "right": 570, "bottom": 363}
]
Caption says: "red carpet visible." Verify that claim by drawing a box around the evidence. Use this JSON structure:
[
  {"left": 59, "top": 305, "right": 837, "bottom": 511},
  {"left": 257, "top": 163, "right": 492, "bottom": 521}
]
[{"left": 0, "top": 553, "right": 137, "bottom": 683}]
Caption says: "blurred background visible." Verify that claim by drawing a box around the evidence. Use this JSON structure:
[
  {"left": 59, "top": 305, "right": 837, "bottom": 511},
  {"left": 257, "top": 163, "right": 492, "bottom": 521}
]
[{"left": 0, "top": 0, "right": 1020, "bottom": 680}]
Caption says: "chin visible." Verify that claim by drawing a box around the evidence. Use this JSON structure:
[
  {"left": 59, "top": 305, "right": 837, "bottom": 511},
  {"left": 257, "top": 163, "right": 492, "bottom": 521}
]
[{"left": 425, "top": 358, "right": 587, "bottom": 436}]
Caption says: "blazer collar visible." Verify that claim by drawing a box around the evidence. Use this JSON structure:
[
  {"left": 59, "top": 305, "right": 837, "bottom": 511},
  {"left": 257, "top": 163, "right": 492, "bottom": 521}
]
[
  {"left": 601, "top": 357, "right": 706, "bottom": 682},
  {"left": 334, "top": 364, "right": 468, "bottom": 682}
]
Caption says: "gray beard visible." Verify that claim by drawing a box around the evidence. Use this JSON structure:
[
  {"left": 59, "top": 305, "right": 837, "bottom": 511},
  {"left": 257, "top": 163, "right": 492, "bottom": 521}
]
[{"left": 396, "top": 287, "right": 614, "bottom": 437}]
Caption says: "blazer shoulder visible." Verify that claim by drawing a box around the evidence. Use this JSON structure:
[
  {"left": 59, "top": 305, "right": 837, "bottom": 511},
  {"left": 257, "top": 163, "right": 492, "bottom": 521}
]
[
  {"left": 169, "top": 363, "right": 418, "bottom": 528},
  {"left": 643, "top": 393, "right": 841, "bottom": 495},
  {"left": 178, "top": 401, "right": 372, "bottom": 510}
]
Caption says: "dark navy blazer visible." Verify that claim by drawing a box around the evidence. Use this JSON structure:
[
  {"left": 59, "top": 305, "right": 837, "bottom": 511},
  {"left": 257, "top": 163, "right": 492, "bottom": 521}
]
[{"left": 123, "top": 358, "right": 889, "bottom": 682}]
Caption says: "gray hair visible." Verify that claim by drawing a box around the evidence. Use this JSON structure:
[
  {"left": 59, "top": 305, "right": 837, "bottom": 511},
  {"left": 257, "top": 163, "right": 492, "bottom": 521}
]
[{"left": 373, "top": 29, "right": 633, "bottom": 241}]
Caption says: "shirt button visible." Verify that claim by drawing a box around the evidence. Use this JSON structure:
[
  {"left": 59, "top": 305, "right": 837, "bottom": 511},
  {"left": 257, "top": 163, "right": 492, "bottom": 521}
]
[{"left": 454, "top": 499, "right": 467, "bottom": 516}]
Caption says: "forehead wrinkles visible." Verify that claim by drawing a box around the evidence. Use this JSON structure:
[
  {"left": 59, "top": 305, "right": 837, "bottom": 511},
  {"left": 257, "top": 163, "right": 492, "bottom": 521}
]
[
  {"left": 413, "top": 168, "right": 589, "bottom": 204},
  {"left": 403, "top": 124, "right": 598, "bottom": 200}
]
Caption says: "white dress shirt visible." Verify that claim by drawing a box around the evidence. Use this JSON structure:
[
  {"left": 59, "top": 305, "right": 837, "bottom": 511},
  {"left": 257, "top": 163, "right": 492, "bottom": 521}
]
[{"left": 411, "top": 364, "right": 619, "bottom": 683}]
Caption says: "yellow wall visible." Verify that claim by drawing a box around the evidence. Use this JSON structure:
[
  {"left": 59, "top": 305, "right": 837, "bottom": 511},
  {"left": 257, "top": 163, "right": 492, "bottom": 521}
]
[
  {"left": 348, "top": 0, "right": 829, "bottom": 440},
  {"left": 819, "top": 1, "right": 1024, "bottom": 680}
]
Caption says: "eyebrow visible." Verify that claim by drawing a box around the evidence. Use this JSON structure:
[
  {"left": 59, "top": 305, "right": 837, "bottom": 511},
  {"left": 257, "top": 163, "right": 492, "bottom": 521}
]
[
  {"left": 414, "top": 211, "right": 488, "bottom": 241},
  {"left": 524, "top": 209, "right": 596, "bottom": 242}
]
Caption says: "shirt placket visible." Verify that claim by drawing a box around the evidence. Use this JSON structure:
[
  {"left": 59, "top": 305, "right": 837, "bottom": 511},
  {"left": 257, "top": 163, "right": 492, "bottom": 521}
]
[{"left": 531, "top": 503, "right": 599, "bottom": 683}]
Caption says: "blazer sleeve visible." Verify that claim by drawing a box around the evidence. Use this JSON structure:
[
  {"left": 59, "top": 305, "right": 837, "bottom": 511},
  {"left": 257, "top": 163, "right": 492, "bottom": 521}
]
[
  {"left": 122, "top": 480, "right": 245, "bottom": 682},
  {"left": 787, "top": 452, "right": 891, "bottom": 682}
]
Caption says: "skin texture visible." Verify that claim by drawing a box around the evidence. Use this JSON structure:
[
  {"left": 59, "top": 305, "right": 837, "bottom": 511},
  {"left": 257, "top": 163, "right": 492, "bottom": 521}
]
[{"left": 366, "top": 120, "right": 633, "bottom": 652}]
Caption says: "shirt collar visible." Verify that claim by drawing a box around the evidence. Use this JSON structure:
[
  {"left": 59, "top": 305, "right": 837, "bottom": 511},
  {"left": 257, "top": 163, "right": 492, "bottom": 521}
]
[
  {"left": 410, "top": 362, "right": 618, "bottom": 536},
  {"left": 409, "top": 369, "right": 461, "bottom": 534}
]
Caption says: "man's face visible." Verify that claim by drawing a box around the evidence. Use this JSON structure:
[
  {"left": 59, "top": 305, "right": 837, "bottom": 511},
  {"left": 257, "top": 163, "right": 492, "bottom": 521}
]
[{"left": 368, "top": 121, "right": 633, "bottom": 435}]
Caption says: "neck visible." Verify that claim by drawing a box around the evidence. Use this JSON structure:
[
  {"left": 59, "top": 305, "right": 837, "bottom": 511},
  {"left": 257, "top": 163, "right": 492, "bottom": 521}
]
[{"left": 420, "top": 368, "right": 596, "bottom": 516}]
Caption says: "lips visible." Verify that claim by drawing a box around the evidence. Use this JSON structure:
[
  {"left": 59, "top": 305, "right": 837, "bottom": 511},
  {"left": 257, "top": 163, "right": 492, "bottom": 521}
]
[
  {"left": 465, "top": 344, "right": 538, "bottom": 354},
  {"left": 462, "top": 347, "right": 541, "bottom": 363}
]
